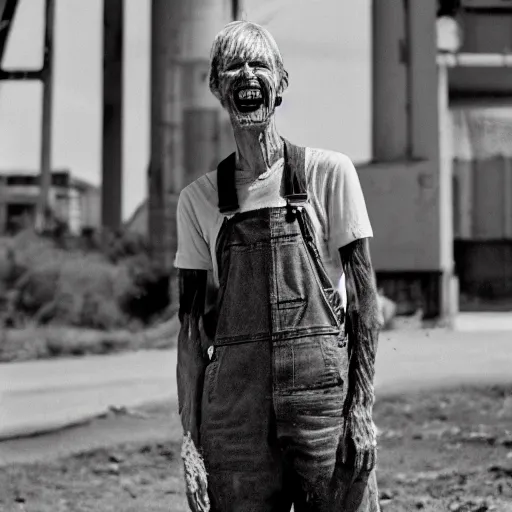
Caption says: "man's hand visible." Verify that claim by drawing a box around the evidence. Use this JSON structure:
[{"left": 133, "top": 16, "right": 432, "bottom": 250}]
[
  {"left": 332, "top": 403, "right": 377, "bottom": 510},
  {"left": 181, "top": 432, "right": 210, "bottom": 512},
  {"left": 341, "top": 404, "right": 378, "bottom": 478},
  {"left": 177, "top": 270, "right": 215, "bottom": 511}
]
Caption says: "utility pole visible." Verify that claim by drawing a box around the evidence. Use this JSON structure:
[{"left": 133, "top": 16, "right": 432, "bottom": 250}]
[
  {"left": 35, "top": 0, "right": 55, "bottom": 233},
  {"left": 101, "top": 0, "right": 124, "bottom": 233}
]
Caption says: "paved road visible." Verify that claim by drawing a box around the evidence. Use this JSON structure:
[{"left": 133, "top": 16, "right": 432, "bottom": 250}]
[
  {"left": 1, "top": 327, "right": 511, "bottom": 441},
  {"left": 374, "top": 328, "right": 512, "bottom": 395},
  {"left": 0, "top": 350, "right": 177, "bottom": 440}
]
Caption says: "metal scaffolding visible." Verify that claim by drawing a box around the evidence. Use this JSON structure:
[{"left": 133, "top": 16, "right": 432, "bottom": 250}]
[
  {"left": 0, "top": 0, "right": 55, "bottom": 232},
  {"left": 0, "top": 0, "right": 125, "bottom": 234}
]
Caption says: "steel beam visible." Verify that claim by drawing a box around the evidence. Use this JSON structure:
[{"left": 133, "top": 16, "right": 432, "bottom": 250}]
[
  {"left": 0, "top": 0, "right": 19, "bottom": 66},
  {"left": 0, "top": 69, "right": 43, "bottom": 80}
]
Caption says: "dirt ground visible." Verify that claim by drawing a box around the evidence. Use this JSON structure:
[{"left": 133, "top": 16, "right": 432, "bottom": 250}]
[{"left": 1, "top": 385, "right": 512, "bottom": 512}]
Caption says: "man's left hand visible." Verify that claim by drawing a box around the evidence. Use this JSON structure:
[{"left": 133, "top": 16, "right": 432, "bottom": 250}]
[{"left": 341, "top": 405, "right": 377, "bottom": 478}]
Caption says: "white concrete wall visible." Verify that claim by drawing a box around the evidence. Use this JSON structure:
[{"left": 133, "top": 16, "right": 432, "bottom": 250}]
[
  {"left": 80, "top": 188, "right": 101, "bottom": 230},
  {"left": 67, "top": 188, "right": 81, "bottom": 235},
  {"left": 358, "top": 161, "right": 441, "bottom": 272}
]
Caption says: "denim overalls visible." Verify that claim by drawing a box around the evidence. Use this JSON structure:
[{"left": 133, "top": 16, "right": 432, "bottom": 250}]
[{"left": 200, "top": 140, "right": 379, "bottom": 512}]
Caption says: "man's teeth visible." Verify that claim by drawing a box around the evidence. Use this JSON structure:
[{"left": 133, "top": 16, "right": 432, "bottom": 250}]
[{"left": 237, "top": 89, "right": 262, "bottom": 100}]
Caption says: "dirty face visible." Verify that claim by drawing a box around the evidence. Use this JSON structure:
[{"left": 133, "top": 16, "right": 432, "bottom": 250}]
[
  {"left": 209, "top": 22, "right": 288, "bottom": 129},
  {"left": 219, "top": 53, "right": 278, "bottom": 127}
]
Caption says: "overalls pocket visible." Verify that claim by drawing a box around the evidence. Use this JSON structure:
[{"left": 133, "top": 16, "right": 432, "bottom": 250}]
[
  {"left": 319, "top": 335, "right": 348, "bottom": 386},
  {"left": 274, "top": 336, "right": 344, "bottom": 392}
]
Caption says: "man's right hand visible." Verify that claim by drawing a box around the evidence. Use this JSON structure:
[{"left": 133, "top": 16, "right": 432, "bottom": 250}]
[{"left": 181, "top": 432, "right": 210, "bottom": 512}]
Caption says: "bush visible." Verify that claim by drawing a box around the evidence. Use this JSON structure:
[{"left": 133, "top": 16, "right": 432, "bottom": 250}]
[
  {"left": 118, "top": 254, "right": 171, "bottom": 324},
  {"left": 0, "top": 229, "right": 172, "bottom": 330}
]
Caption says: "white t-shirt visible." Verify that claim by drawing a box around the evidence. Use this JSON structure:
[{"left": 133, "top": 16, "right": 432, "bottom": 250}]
[{"left": 174, "top": 147, "right": 373, "bottom": 306}]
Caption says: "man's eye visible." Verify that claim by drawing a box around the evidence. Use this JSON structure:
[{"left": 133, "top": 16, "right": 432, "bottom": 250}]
[
  {"left": 225, "top": 62, "right": 242, "bottom": 71},
  {"left": 224, "top": 61, "right": 268, "bottom": 72}
]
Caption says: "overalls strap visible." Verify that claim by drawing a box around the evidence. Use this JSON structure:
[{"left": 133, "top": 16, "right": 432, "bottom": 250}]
[
  {"left": 281, "top": 138, "right": 308, "bottom": 207},
  {"left": 216, "top": 138, "right": 308, "bottom": 214},
  {"left": 217, "top": 152, "right": 238, "bottom": 214}
]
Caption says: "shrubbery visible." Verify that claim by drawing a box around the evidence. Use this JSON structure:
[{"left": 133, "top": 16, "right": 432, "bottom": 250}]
[{"left": 0, "top": 228, "right": 172, "bottom": 330}]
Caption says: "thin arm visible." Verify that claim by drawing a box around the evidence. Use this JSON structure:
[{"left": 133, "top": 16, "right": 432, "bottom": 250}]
[
  {"left": 176, "top": 268, "right": 210, "bottom": 445},
  {"left": 339, "top": 238, "right": 380, "bottom": 418}
]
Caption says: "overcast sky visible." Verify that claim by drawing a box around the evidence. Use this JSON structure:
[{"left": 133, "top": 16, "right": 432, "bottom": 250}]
[{"left": 0, "top": 0, "right": 371, "bottom": 219}]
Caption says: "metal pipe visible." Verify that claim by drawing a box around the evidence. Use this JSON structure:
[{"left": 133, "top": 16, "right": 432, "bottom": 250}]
[
  {"left": 438, "top": 52, "right": 512, "bottom": 68},
  {"left": 101, "top": 0, "right": 124, "bottom": 233},
  {"left": 371, "top": 0, "right": 408, "bottom": 161},
  {"left": 148, "top": 0, "right": 182, "bottom": 271},
  {"left": 35, "top": 0, "right": 55, "bottom": 233},
  {"left": 232, "top": 0, "right": 239, "bottom": 19},
  {"left": 408, "top": 0, "right": 439, "bottom": 161}
]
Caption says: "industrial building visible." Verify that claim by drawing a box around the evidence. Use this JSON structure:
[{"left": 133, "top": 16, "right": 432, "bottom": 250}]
[
  {"left": 2, "top": 0, "right": 512, "bottom": 320},
  {"left": 0, "top": 170, "right": 100, "bottom": 235}
]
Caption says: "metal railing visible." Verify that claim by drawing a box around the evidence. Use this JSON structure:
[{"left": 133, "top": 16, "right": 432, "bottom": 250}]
[{"left": 438, "top": 52, "right": 512, "bottom": 67}]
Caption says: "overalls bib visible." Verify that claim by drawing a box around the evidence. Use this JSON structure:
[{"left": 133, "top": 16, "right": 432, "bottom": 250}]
[{"left": 200, "top": 140, "right": 379, "bottom": 512}]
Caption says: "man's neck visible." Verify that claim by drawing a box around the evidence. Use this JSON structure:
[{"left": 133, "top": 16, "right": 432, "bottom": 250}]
[{"left": 233, "top": 118, "right": 284, "bottom": 179}]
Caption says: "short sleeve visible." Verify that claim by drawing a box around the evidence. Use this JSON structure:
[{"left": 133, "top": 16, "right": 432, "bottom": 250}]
[
  {"left": 174, "top": 187, "right": 212, "bottom": 270},
  {"left": 327, "top": 153, "right": 373, "bottom": 258}
]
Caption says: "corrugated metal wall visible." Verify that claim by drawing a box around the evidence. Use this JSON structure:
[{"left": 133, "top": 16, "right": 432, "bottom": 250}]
[
  {"left": 453, "top": 156, "right": 512, "bottom": 240},
  {"left": 452, "top": 108, "right": 512, "bottom": 304}
]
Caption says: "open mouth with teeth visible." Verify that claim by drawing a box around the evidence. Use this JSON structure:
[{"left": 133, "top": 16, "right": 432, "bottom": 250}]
[{"left": 233, "top": 86, "right": 264, "bottom": 113}]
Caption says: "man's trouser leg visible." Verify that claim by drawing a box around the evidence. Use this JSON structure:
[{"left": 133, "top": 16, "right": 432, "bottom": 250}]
[
  {"left": 200, "top": 339, "right": 292, "bottom": 512},
  {"left": 274, "top": 334, "right": 380, "bottom": 512}
]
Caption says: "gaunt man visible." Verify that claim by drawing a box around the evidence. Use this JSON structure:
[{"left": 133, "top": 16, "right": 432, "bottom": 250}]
[{"left": 176, "top": 21, "right": 381, "bottom": 512}]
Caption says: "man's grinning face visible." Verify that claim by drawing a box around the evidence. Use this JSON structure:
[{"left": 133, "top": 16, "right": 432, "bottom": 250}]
[{"left": 217, "top": 49, "right": 280, "bottom": 128}]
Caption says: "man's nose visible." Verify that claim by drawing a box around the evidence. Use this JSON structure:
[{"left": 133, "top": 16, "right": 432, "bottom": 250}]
[{"left": 241, "top": 62, "right": 254, "bottom": 77}]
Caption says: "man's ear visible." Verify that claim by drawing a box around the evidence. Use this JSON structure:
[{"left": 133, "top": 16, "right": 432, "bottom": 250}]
[{"left": 278, "top": 69, "right": 289, "bottom": 96}]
